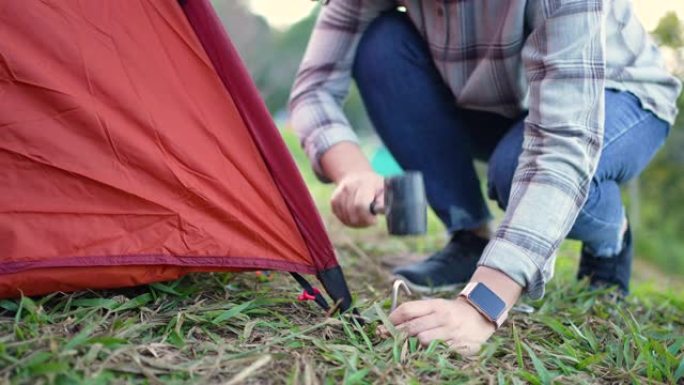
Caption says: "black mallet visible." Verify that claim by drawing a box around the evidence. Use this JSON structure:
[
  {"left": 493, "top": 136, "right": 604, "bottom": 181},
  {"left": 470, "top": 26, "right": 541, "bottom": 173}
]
[{"left": 369, "top": 171, "right": 427, "bottom": 236}]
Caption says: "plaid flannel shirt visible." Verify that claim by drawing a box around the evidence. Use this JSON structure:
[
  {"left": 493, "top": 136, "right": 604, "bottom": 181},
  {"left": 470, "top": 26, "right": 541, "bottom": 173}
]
[{"left": 289, "top": 0, "right": 682, "bottom": 299}]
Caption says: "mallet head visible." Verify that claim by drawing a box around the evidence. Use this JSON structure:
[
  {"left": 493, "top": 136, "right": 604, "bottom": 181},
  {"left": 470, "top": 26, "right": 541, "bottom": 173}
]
[{"left": 380, "top": 172, "right": 427, "bottom": 236}]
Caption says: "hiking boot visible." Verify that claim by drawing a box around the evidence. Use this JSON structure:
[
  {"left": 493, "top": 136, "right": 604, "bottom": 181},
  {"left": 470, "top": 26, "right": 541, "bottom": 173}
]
[
  {"left": 577, "top": 224, "right": 632, "bottom": 296},
  {"left": 392, "top": 230, "right": 488, "bottom": 293}
]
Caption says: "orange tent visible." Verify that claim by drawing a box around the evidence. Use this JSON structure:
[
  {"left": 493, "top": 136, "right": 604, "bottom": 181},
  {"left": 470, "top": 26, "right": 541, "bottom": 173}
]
[{"left": 0, "top": 0, "right": 352, "bottom": 311}]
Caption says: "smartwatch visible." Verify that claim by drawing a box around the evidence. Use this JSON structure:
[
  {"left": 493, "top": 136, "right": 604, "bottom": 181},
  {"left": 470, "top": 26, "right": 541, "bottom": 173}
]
[{"left": 459, "top": 282, "right": 509, "bottom": 328}]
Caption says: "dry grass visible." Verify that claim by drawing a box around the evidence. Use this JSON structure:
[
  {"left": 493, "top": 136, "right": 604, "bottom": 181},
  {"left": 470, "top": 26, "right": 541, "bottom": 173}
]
[{"left": 1, "top": 226, "right": 683, "bottom": 384}]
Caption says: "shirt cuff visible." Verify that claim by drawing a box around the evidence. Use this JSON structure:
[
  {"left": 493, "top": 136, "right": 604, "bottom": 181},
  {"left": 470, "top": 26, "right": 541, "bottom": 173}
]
[
  {"left": 477, "top": 237, "right": 548, "bottom": 300},
  {"left": 303, "top": 124, "right": 360, "bottom": 183}
]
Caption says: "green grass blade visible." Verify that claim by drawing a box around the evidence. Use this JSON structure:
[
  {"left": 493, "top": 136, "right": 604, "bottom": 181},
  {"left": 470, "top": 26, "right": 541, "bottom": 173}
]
[{"left": 212, "top": 300, "right": 254, "bottom": 324}]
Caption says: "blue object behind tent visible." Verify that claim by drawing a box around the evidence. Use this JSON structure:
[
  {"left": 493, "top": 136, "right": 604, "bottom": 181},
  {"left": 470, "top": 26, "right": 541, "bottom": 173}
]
[{"left": 371, "top": 146, "right": 403, "bottom": 176}]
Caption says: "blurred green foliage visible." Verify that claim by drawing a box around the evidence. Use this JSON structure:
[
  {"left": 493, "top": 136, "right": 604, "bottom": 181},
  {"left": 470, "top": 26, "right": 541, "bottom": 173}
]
[
  {"left": 637, "top": 12, "right": 684, "bottom": 274},
  {"left": 220, "top": 1, "right": 373, "bottom": 135},
  {"left": 653, "top": 11, "right": 684, "bottom": 49}
]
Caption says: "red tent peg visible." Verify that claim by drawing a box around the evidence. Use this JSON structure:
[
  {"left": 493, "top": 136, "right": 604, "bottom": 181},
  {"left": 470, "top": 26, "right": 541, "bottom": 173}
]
[{"left": 297, "top": 287, "right": 321, "bottom": 302}]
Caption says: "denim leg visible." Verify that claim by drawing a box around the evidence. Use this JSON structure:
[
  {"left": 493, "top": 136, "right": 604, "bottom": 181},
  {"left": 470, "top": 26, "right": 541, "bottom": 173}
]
[
  {"left": 488, "top": 90, "right": 670, "bottom": 255},
  {"left": 352, "top": 11, "right": 510, "bottom": 232},
  {"left": 569, "top": 91, "right": 670, "bottom": 255}
]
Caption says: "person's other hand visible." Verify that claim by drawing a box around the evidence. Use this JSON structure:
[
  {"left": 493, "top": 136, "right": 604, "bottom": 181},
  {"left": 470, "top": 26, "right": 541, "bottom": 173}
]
[
  {"left": 331, "top": 171, "right": 384, "bottom": 228},
  {"left": 389, "top": 297, "right": 498, "bottom": 356}
]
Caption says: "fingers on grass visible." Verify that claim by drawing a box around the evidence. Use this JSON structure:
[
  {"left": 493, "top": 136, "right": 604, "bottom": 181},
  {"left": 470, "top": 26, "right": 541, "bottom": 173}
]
[
  {"left": 396, "top": 314, "right": 443, "bottom": 337},
  {"left": 448, "top": 340, "right": 480, "bottom": 357},
  {"left": 389, "top": 300, "right": 443, "bottom": 325},
  {"left": 417, "top": 327, "right": 451, "bottom": 346}
]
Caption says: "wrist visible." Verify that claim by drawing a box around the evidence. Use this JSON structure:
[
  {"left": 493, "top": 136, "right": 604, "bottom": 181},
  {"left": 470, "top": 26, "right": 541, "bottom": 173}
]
[
  {"left": 335, "top": 170, "right": 379, "bottom": 185},
  {"left": 468, "top": 266, "right": 523, "bottom": 309},
  {"left": 454, "top": 295, "right": 497, "bottom": 330},
  {"left": 320, "top": 142, "right": 373, "bottom": 184}
]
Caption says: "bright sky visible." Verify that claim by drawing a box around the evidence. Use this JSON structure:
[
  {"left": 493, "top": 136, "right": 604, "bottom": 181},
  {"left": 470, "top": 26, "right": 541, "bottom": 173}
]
[
  {"left": 633, "top": 0, "right": 684, "bottom": 30},
  {"left": 247, "top": 0, "right": 317, "bottom": 29},
  {"left": 248, "top": 0, "right": 684, "bottom": 31}
]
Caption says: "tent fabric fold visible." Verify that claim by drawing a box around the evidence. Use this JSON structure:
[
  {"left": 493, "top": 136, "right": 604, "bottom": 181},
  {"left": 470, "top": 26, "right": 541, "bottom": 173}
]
[
  {"left": 181, "top": 0, "right": 338, "bottom": 272},
  {"left": 0, "top": 0, "right": 350, "bottom": 309}
]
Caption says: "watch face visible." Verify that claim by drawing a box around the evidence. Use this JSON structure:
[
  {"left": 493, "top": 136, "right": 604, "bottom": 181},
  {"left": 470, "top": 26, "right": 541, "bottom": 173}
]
[{"left": 469, "top": 283, "right": 506, "bottom": 319}]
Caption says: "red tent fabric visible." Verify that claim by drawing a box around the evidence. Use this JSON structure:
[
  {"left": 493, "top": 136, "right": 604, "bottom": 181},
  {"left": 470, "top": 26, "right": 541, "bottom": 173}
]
[{"left": 0, "top": 0, "right": 351, "bottom": 309}]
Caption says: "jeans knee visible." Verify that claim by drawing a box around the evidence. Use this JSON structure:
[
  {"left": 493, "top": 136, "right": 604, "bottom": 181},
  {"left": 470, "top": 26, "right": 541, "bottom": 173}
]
[{"left": 353, "top": 11, "right": 417, "bottom": 83}]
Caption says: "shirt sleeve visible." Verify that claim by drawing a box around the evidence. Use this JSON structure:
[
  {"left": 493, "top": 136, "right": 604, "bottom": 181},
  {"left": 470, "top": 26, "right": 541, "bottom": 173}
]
[
  {"left": 288, "top": 0, "right": 395, "bottom": 181},
  {"left": 478, "top": 0, "right": 606, "bottom": 299}
]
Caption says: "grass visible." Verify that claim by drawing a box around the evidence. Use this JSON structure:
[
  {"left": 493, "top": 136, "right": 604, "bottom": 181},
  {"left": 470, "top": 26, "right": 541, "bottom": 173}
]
[{"left": 1, "top": 131, "right": 683, "bottom": 384}]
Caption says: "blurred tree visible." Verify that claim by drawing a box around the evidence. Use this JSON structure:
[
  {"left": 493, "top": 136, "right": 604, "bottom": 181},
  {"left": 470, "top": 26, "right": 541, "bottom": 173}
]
[
  {"left": 653, "top": 11, "right": 684, "bottom": 49},
  {"left": 213, "top": 0, "right": 275, "bottom": 104},
  {"left": 219, "top": 4, "right": 373, "bottom": 134},
  {"left": 636, "top": 13, "right": 684, "bottom": 273},
  {"left": 259, "top": 9, "right": 317, "bottom": 115},
  {"left": 259, "top": 9, "right": 373, "bottom": 136}
]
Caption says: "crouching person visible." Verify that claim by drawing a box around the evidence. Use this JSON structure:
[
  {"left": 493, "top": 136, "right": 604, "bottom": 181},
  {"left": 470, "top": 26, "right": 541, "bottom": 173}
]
[{"left": 289, "top": 0, "right": 681, "bottom": 355}]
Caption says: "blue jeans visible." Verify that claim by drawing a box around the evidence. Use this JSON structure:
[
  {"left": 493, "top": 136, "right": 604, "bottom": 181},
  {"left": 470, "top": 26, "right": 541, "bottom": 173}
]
[{"left": 353, "top": 12, "right": 670, "bottom": 257}]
